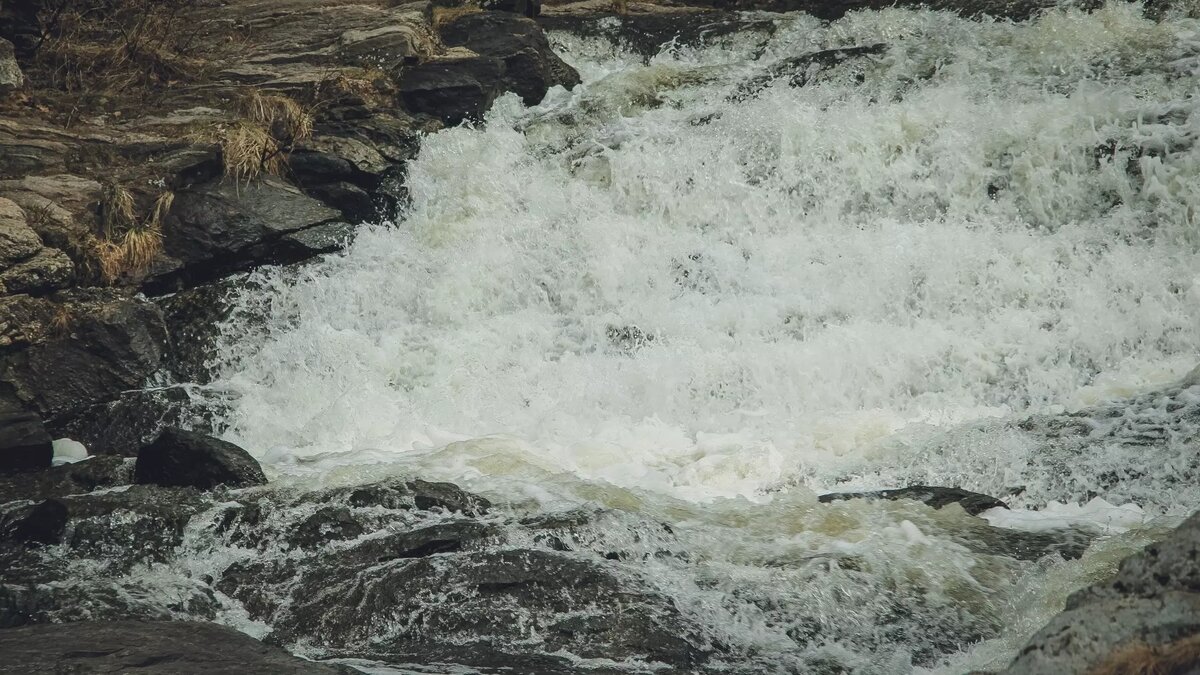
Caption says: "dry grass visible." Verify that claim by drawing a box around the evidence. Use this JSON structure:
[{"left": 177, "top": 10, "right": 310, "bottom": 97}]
[
  {"left": 220, "top": 121, "right": 285, "bottom": 184},
  {"left": 220, "top": 91, "right": 314, "bottom": 183},
  {"left": 91, "top": 186, "right": 171, "bottom": 283},
  {"left": 1088, "top": 634, "right": 1200, "bottom": 675},
  {"left": 50, "top": 304, "right": 73, "bottom": 337},
  {"left": 239, "top": 91, "right": 314, "bottom": 144},
  {"left": 34, "top": 0, "right": 206, "bottom": 98},
  {"left": 432, "top": 5, "right": 482, "bottom": 28}
]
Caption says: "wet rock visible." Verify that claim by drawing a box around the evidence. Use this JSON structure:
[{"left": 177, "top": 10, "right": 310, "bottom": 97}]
[
  {"left": 0, "top": 38, "right": 21, "bottom": 93},
  {"left": 1067, "top": 511, "right": 1200, "bottom": 608},
  {"left": 732, "top": 43, "right": 888, "bottom": 101},
  {"left": 400, "top": 14, "right": 580, "bottom": 124},
  {"left": 0, "top": 411, "right": 52, "bottom": 473},
  {"left": 690, "top": 0, "right": 1058, "bottom": 20},
  {"left": 483, "top": 0, "right": 542, "bottom": 17},
  {"left": 52, "top": 387, "right": 202, "bottom": 458},
  {"left": 268, "top": 548, "right": 712, "bottom": 670},
  {"left": 135, "top": 427, "right": 267, "bottom": 490},
  {"left": 149, "top": 177, "right": 343, "bottom": 292},
  {"left": 289, "top": 506, "right": 366, "bottom": 549},
  {"left": 0, "top": 455, "right": 132, "bottom": 501},
  {"left": 0, "top": 620, "right": 355, "bottom": 674},
  {"left": 540, "top": 7, "right": 777, "bottom": 61},
  {"left": 0, "top": 291, "right": 167, "bottom": 420},
  {"left": 0, "top": 499, "right": 68, "bottom": 546},
  {"left": 998, "top": 592, "right": 1200, "bottom": 675},
  {"left": 818, "top": 485, "right": 1007, "bottom": 516},
  {"left": 955, "top": 521, "right": 1094, "bottom": 562},
  {"left": 339, "top": 477, "right": 492, "bottom": 514}
]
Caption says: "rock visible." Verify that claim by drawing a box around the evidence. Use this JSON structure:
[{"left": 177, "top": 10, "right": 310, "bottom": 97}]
[
  {"left": 732, "top": 43, "right": 888, "bottom": 101},
  {"left": 264, "top": 548, "right": 712, "bottom": 671},
  {"left": 0, "top": 38, "right": 21, "bottom": 93},
  {"left": 440, "top": 13, "right": 581, "bottom": 105},
  {"left": 997, "top": 592, "right": 1200, "bottom": 675},
  {"left": 482, "top": 0, "right": 542, "bottom": 17},
  {"left": 0, "top": 620, "right": 356, "bottom": 674},
  {"left": 539, "top": 5, "right": 777, "bottom": 60},
  {"left": 0, "top": 247, "right": 73, "bottom": 295},
  {"left": 0, "top": 455, "right": 132, "bottom": 501},
  {"left": 150, "top": 177, "right": 343, "bottom": 291},
  {"left": 0, "top": 291, "right": 167, "bottom": 420},
  {"left": 818, "top": 485, "right": 1008, "bottom": 516},
  {"left": 400, "top": 14, "right": 581, "bottom": 124},
  {"left": 0, "top": 411, "right": 52, "bottom": 473},
  {"left": 1066, "top": 511, "right": 1200, "bottom": 608},
  {"left": 0, "top": 198, "right": 42, "bottom": 266},
  {"left": 135, "top": 427, "right": 267, "bottom": 490},
  {"left": 0, "top": 499, "right": 68, "bottom": 546},
  {"left": 51, "top": 387, "right": 201, "bottom": 458},
  {"left": 689, "top": 0, "right": 1058, "bottom": 20}
]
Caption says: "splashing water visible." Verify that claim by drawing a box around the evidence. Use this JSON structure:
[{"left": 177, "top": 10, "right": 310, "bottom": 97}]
[{"left": 199, "top": 4, "right": 1200, "bottom": 672}]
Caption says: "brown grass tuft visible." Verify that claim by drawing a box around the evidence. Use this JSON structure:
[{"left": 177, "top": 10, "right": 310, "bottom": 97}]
[
  {"left": 432, "top": 5, "right": 482, "bottom": 28},
  {"left": 50, "top": 304, "right": 73, "bottom": 337},
  {"left": 1087, "top": 634, "right": 1200, "bottom": 675},
  {"left": 220, "top": 121, "right": 285, "bottom": 183},
  {"left": 238, "top": 91, "right": 313, "bottom": 145},
  {"left": 101, "top": 183, "right": 136, "bottom": 235},
  {"left": 90, "top": 187, "right": 170, "bottom": 283}
]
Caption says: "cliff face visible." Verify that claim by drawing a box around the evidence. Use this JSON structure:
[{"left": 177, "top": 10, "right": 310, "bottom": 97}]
[{"left": 0, "top": 0, "right": 580, "bottom": 456}]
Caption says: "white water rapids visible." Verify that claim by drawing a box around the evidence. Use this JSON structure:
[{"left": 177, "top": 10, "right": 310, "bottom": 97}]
[{"left": 197, "top": 4, "right": 1200, "bottom": 672}]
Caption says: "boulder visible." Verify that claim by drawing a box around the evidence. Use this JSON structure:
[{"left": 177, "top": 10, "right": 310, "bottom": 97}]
[
  {"left": 0, "top": 620, "right": 356, "bottom": 674},
  {"left": 0, "top": 291, "right": 167, "bottom": 420},
  {"left": 150, "top": 177, "right": 344, "bottom": 291},
  {"left": 0, "top": 411, "right": 52, "bottom": 473},
  {"left": 0, "top": 198, "right": 42, "bottom": 266},
  {"left": 0, "top": 38, "right": 21, "bottom": 93},
  {"left": 135, "top": 427, "right": 267, "bottom": 490},
  {"left": 400, "top": 13, "right": 581, "bottom": 125},
  {"left": 997, "top": 511, "right": 1200, "bottom": 674},
  {"left": 0, "top": 247, "right": 73, "bottom": 295},
  {"left": 818, "top": 485, "right": 1007, "bottom": 516}
]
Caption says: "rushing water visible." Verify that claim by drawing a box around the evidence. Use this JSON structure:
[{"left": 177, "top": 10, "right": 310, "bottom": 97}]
[{"left": 196, "top": 4, "right": 1200, "bottom": 673}]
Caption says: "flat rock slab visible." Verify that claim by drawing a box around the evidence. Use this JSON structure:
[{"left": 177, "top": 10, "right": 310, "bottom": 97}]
[{"left": 0, "top": 620, "right": 355, "bottom": 674}]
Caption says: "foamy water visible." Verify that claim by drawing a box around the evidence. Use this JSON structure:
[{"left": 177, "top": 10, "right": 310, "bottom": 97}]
[{"left": 198, "top": 4, "right": 1200, "bottom": 672}]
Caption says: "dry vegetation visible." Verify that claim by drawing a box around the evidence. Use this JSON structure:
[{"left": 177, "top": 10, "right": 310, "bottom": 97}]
[
  {"left": 91, "top": 184, "right": 171, "bottom": 283},
  {"left": 219, "top": 90, "right": 315, "bottom": 184},
  {"left": 1087, "top": 634, "right": 1200, "bottom": 675},
  {"left": 31, "top": 0, "right": 207, "bottom": 101},
  {"left": 432, "top": 4, "right": 483, "bottom": 27}
]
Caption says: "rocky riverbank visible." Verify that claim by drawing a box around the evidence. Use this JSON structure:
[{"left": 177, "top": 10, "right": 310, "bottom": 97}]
[{"left": 3, "top": 0, "right": 1200, "bottom": 673}]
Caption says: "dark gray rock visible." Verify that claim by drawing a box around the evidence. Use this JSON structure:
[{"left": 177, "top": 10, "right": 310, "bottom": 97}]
[
  {"left": 0, "top": 455, "right": 131, "bottom": 501},
  {"left": 0, "top": 499, "right": 67, "bottom": 545},
  {"left": 0, "top": 620, "right": 356, "bottom": 674},
  {"left": 1068, "top": 511, "right": 1200, "bottom": 608},
  {"left": 998, "top": 592, "right": 1200, "bottom": 675},
  {"left": 400, "top": 14, "right": 580, "bottom": 125},
  {"left": 150, "top": 177, "right": 342, "bottom": 292},
  {"left": 0, "top": 411, "right": 51, "bottom": 473},
  {"left": 732, "top": 43, "right": 888, "bottom": 101},
  {"left": 482, "top": 0, "right": 542, "bottom": 17},
  {"left": 0, "top": 292, "right": 168, "bottom": 420},
  {"left": 135, "top": 428, "right": 266, "bottom": 490},
  {"left": 818, "top": 485, "right": 1007, "bottom": 516}
]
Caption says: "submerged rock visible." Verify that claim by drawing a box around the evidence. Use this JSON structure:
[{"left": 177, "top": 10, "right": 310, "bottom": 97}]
[
  {"left": 732, "top": 43, "right": 888, "bottom": 101},
  {"left": 135, "top": 427, "right": 266, "bottom": 490},
  {"left": 818, "top": 485, "right": 1008, "bottom": 516},
  {"left": 0, "top": 620, "right": 356, "bottom": 674}
]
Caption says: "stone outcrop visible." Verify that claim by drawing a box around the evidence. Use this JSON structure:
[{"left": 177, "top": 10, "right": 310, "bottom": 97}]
[
  {"left": 0, "top": 621, "right": 357, "bottom": 674},
  {"left": 135, "top": 428, "right": 267, "bottom": 490},
  {"left": 994, "top": 512, "right": 1200, "bottom": 674},
  {"left": 400, "top": 12, "right": 581, "bottom": 124},
  {"left": 0, "top": 411, "right": 52, "bottom": 473}
]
